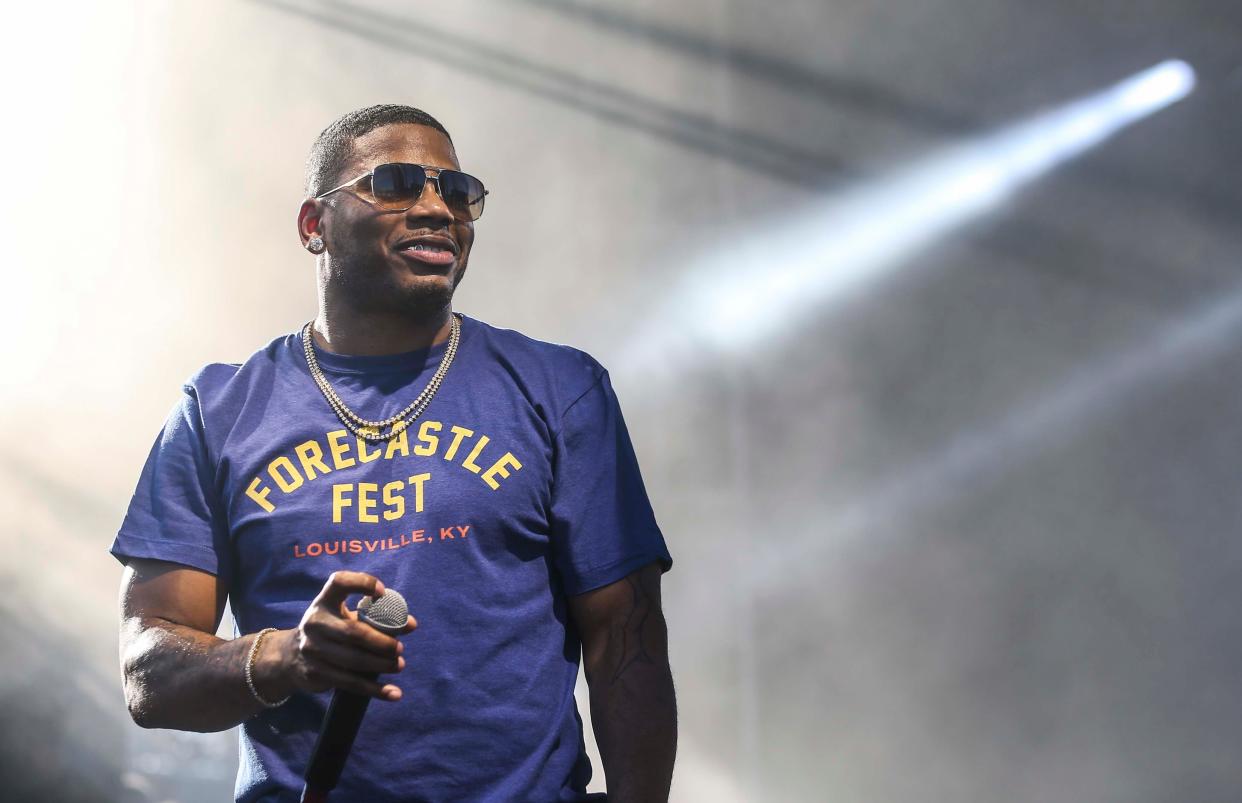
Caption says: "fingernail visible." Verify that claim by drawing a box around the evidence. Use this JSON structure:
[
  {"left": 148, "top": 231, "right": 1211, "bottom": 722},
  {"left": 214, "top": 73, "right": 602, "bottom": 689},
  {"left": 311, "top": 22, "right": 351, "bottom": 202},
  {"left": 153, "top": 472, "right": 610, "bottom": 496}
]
[
  {"left": 383, "top": 685, "right": 401, "bottom": 701},
  {"left": 375, "top": 580, "right": 386, "bottom": 596},
  {"left": 398, "top": 656, "right": 406, "bottom": 670},
  {"left": 396, "top": 642, "right": 404, "bottom": 654}
]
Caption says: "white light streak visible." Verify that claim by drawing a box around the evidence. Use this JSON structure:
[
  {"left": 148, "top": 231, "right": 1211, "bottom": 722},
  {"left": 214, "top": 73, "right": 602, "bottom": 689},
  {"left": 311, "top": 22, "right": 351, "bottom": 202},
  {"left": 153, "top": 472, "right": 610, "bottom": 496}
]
[
  {"left": 617, "top": 60, "right": 1195, "bottom": 376},
  {"left": 748, "top": 280, "right": 1242, "bottom": 586}
]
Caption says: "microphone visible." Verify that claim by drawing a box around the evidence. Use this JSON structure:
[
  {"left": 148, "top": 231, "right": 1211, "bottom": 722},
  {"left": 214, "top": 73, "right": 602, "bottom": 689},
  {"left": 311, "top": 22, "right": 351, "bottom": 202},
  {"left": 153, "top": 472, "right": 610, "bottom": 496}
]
[{"left": 301, "top": 589, "right": 409, "bottom": 803}]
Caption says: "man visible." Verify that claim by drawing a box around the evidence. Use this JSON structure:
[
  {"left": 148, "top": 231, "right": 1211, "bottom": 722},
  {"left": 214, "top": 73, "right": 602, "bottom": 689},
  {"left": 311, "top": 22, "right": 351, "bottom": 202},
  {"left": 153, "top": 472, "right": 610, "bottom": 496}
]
[{"left": 112, "top": 104, "right": 676, "bottom": 802}]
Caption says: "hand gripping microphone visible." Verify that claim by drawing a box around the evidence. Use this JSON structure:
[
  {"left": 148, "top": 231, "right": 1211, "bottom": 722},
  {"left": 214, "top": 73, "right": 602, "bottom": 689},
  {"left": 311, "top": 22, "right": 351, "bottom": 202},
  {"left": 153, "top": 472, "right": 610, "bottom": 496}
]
[{"left": 301, "top": 589, "right": 409, "bottom": 803}]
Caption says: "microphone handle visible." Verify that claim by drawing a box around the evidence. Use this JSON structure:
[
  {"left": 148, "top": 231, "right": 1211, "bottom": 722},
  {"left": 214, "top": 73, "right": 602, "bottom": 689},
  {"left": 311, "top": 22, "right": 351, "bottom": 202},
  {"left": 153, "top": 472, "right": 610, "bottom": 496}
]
[{"left": 301, "top": 673, "right": 378, "bottom": 802}]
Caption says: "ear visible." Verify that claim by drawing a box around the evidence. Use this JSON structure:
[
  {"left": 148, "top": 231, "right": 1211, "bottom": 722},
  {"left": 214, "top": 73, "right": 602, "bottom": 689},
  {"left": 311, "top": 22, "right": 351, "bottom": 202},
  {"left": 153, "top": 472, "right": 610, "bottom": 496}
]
[{"left": 297, "top": 198, "right": 325, "bottom": 248}]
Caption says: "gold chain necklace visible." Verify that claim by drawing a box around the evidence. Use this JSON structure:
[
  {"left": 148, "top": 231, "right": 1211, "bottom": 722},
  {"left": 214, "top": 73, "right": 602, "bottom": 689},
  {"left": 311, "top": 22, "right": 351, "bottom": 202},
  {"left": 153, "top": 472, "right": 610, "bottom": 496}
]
[{"left": 301, "top": 313, "right": 461, "bottom": 442}]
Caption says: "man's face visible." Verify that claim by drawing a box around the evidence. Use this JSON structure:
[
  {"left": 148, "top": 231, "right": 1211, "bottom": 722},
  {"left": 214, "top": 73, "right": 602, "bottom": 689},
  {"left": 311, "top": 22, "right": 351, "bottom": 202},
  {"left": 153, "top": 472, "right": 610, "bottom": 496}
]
[{"left": 304, "top": 123, "right": 476, "bottom": 318}]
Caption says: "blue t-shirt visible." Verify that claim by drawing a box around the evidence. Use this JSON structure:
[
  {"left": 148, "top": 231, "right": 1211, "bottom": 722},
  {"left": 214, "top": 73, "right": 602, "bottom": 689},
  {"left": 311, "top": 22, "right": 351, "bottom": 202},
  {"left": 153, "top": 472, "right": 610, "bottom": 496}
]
[{"left": 110, "top": 312, "right": 673, "bottom": 802}]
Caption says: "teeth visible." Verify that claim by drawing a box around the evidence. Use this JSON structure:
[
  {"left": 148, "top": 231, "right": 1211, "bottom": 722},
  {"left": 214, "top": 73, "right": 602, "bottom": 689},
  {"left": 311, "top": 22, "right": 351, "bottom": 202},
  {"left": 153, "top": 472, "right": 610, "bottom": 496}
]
[{"left": 413, "top": 244, "right": 425, "bottom": 251}]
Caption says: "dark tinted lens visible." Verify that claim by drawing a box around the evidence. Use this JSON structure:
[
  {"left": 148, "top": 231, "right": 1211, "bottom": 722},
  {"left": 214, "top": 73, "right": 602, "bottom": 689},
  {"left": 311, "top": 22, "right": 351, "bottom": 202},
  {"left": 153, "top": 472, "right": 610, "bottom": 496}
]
[
  {"left": 370, "top": 163, "right": 425, "bottom": 207},
  {"left": 438, "top": 170, "right": 487, "bottom": 220}
]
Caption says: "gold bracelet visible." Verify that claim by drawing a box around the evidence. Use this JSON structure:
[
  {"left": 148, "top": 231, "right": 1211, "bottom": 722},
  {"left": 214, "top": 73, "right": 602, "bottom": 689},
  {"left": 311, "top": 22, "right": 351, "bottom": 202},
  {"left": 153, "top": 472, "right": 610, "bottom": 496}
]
[{"left": 244, "top": 627, "right": 290, "bottom": 709}]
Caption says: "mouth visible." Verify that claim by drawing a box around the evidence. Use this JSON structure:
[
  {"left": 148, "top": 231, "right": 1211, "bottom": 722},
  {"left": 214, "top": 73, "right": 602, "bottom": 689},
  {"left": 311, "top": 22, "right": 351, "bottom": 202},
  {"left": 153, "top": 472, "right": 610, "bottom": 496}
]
[{"left": 394, "top": 235, "right": 458, "bottom": 269}]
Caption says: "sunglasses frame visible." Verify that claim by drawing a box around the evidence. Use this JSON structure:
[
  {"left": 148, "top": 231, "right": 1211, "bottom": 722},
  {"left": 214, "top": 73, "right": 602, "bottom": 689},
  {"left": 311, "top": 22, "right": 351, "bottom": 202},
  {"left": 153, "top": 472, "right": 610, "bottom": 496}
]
[{"left": 315, "top": 162, "right": 489, "bottom": 221}]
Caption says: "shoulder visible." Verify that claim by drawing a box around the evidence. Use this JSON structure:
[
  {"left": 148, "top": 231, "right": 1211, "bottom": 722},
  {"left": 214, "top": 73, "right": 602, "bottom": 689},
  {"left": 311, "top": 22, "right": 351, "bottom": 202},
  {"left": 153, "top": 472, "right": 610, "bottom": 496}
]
[
  {"left": 182, "top": 362, "right": 241, "bottom": 398},
  {"left": 462, "top": 314, "right": 607, "bottom": 412},
  {"left": 165, "top": 330, "right": 300, "bottom": 461},
  {"left": 179, "top": 330, "right": 298, "bottom": 416}
]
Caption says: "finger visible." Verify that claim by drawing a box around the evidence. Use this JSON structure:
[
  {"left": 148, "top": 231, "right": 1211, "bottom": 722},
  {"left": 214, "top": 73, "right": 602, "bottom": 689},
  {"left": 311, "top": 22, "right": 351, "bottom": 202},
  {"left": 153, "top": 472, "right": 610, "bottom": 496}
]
[
  {"left": 304, "top": 635, "right": 404, "bottom": 675},
  {"left": 309, "top": 615, "right": 403, "bottom": 658},
  {"left": 364, "top": 614, "right": 418, "bottom": 641},
  {"left": 305, "top": 662, "right": 402, "bottom": 701},
  {"left": 314, "top": 570, "right": 386, "bottom": 610}
]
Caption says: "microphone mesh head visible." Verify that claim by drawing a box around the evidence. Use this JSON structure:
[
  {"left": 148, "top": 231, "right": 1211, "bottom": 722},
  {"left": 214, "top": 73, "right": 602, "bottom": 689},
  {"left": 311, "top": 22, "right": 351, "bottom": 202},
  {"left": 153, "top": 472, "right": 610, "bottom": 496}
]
[{"left": 357, "top": 590, "right": 409, "bottom": 634}]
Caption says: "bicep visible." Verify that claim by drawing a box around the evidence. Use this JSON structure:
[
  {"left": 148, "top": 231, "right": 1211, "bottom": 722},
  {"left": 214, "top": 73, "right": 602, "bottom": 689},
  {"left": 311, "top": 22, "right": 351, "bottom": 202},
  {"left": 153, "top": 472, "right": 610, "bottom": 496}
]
[
  {"left": 568, "top": 560, "right": 667, "bottom": 673},
  {"left": 120, "top": 557, "right": 225, "bottom": 636}
]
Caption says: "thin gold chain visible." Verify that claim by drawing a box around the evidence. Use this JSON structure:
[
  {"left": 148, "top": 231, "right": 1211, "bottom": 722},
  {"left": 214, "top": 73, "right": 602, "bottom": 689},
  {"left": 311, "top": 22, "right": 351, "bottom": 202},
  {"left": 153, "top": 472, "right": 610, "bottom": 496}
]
[{"left": 301, "top": 313, "right": 461, "bottom": 442}]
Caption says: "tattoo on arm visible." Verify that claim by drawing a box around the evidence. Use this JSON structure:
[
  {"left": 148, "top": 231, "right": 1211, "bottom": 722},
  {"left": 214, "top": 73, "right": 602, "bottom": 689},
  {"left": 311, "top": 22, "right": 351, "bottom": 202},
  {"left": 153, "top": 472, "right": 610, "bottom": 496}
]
[{"left": 607, "top": 569, "right": 661, "bottom": 684}]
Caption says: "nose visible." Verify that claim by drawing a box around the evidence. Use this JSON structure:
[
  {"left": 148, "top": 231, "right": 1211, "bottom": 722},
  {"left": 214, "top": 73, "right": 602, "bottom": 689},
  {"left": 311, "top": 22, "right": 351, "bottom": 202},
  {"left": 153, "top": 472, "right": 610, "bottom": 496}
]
[{"left": 405, "top": 171, "right": 455, "bottom": 225}]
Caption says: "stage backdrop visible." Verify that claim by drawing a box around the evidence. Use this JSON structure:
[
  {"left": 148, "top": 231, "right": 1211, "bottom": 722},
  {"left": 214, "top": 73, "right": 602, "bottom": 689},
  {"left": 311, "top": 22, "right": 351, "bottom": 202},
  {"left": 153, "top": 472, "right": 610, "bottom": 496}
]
[{"left": 2, "top": 1, "right": 1240, "bottom": 801}]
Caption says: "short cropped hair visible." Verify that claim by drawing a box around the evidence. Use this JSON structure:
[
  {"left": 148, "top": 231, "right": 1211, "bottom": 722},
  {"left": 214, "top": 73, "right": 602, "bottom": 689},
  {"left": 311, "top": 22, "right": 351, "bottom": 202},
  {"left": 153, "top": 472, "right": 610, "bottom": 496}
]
[{"left": 304, "top": 104, "right": 453, "bottom": 197}]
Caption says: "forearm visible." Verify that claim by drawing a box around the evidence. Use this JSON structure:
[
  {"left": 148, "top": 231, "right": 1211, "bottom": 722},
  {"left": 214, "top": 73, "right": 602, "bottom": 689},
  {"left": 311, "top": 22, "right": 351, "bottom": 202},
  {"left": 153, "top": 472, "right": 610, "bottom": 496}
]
[
  {"left": 586, "top": 629, "right": 677, "bottom": 802},
  {"left": 121, "top": 617, "right": 293, "bottom": 732}
]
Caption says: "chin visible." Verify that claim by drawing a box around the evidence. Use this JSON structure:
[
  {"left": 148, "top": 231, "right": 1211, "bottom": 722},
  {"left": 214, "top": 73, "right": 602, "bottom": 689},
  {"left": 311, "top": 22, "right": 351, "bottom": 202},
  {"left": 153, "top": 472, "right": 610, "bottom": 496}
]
[{"left": 392, "top": 282, "right": 455, "bottom": 318}]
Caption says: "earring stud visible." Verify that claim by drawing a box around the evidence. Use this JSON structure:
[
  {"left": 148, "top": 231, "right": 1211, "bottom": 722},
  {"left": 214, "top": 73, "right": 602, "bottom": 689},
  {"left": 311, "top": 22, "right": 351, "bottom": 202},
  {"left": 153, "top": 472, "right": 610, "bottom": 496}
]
[{"left": 307, "top": 236, "right": 325, "bottom": 254}]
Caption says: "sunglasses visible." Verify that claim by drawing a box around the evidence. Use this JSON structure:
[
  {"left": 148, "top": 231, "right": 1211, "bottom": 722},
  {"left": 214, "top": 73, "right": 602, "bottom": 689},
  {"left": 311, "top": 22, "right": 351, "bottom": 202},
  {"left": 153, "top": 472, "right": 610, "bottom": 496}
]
[{"left": 316, "top": 162, "right": 489, "bottom": 221}]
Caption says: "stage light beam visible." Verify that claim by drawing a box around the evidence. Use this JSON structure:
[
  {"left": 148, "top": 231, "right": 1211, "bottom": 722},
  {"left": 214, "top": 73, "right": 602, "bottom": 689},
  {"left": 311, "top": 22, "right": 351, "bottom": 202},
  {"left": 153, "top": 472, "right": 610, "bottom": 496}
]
[{"left": 618, "top": 60, "right": 1196, "bottom": 376}]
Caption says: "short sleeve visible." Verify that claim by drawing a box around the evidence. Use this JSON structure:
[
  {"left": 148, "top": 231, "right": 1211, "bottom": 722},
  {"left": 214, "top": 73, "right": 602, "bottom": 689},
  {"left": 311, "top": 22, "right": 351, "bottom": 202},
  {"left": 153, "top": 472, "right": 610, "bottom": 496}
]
[
  {"left": 110, "top": 384, "right": 232, "bottom": 578},
  {"left": 549, "top": 367, "right": 673, "bottom": 596}
]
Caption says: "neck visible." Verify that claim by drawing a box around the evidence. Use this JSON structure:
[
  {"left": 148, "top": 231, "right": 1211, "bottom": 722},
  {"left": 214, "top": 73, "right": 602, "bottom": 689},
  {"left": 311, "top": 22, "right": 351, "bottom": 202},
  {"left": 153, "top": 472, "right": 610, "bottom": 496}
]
[{"left": 312, "top": 300, "right": 455, "bottom": 357}]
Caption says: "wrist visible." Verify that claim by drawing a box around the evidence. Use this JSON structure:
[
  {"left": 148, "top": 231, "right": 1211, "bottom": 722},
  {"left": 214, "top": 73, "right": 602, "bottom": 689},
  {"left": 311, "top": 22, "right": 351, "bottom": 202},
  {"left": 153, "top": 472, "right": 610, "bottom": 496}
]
[{"left": 250, "top": 628, "right": 296, "bottom": 704}]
